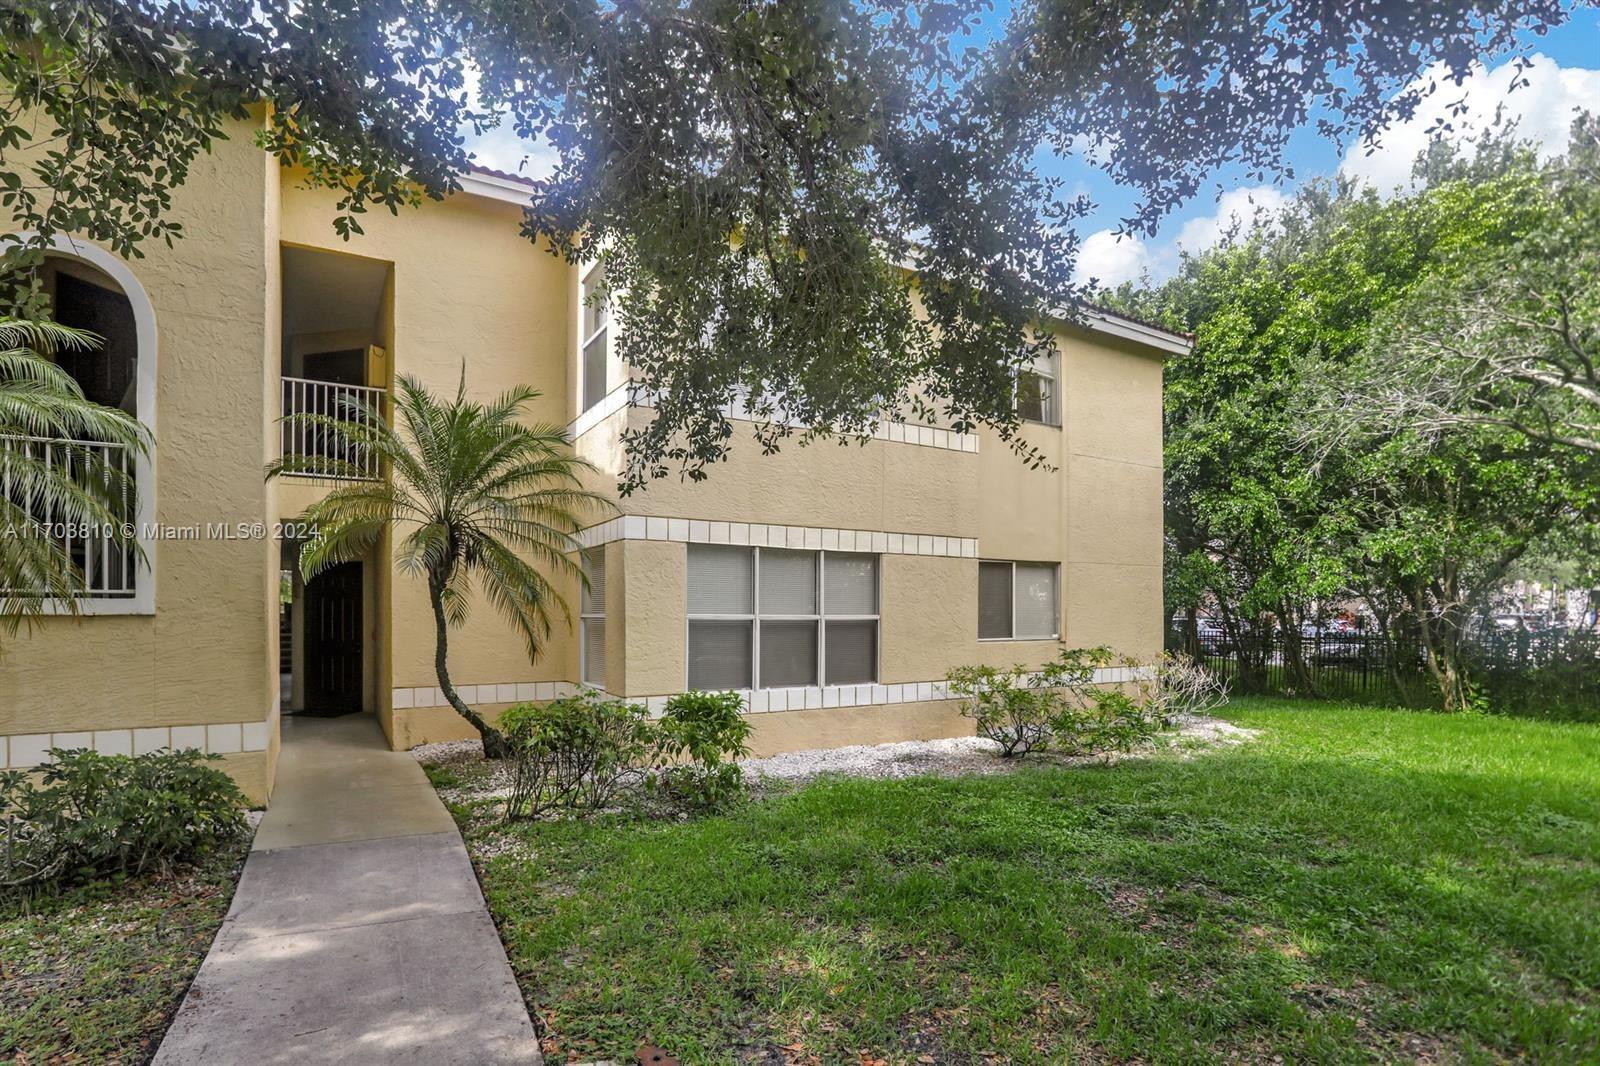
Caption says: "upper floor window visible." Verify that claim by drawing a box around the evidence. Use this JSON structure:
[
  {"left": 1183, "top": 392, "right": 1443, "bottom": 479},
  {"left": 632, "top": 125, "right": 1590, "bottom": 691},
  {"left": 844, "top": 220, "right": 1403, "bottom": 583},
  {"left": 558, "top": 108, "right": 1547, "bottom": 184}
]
[
  {"left": 687, "top": 545, "right": 879, "bottom": 691},
  {"left": 979, "top": 560, "right": 1059, "bottom": 640},
  {"left": 581, "top": 548, "right": 606, "bottom": 685},
  {"left": 1017, "top": 350, "right": 1058, "bottom": 426},
  {"left": 580, "top": 265, "right": 609, "bottom": 412}
]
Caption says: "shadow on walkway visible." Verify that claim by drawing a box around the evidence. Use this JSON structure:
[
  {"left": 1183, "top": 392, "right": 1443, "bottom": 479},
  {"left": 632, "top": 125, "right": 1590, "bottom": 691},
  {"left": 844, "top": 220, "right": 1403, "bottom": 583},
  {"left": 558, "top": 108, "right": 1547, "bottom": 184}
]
[{"left": 154, "top": 715, "right": 540, "bottom": 1065}]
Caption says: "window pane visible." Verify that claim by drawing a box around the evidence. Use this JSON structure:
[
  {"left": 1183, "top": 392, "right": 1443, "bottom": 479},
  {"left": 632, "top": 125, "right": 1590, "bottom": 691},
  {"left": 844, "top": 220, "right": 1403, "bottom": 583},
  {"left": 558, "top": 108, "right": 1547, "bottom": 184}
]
[
  {"left": 824, "top": 553, "right": 877, "bottom": 615},
  {"left": 825, "top": 620, "right": 877, "bottom": 685},
  {"left": 581, "top": 549, "right": 605, "bottom": 614},
  {"left": 760, "top": 620, "right": 818, "bottom": 687},
  {"left": 1017, "top": 371, "right": 1045, "bottom": 422},
  {"left": 583, "top": 619, "right": 606, "bottom": 684},
  {"left": 582, "top": 268, "right": 607, "bottom": 338},
  {"left": 688, "top": 545, "right": 753, "bottom": 615},
  {"left": 979, "top": 561, "right": 1013, "bottom": 639},
  {"left": 582, "top": 330, "right": 607, "bottom": 411},
  {"left": 688, "top": 620, "right": 752, "bottom": 690},
  {"left": 759, "top": 548, "right": 816, "bottom": 615},
  {"left": 1015, "top": 563, "right": 1057, "bottom": 638}
]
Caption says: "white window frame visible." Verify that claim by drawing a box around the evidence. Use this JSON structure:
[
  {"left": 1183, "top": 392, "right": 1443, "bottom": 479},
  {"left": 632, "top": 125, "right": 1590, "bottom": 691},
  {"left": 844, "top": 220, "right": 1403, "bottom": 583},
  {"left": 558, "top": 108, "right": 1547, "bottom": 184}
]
[
  {"left": 1017, "top": 349, "right": 1059, "bottom": 427},
  {"left": 580, "top": 547, "right": 605, "bottom": 686},
  {"left": 978, "top": 559, "right": 1060, "bottom": 641},
  {"left": 6, "top": 232, "right": 158, "bottom": 615},
  {"left": 685, "top": 546, "right": 880, "bottom": 691},
  {"left": 578, "top": 262, "right": 610, "bottom": 414}
]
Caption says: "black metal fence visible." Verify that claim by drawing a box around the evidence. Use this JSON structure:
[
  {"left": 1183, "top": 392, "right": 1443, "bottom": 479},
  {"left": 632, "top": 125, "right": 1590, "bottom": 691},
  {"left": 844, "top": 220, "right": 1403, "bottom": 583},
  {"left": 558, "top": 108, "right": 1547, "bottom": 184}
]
[{"left": 1170, "top": 624, "right": 1600, "bottom": 721}]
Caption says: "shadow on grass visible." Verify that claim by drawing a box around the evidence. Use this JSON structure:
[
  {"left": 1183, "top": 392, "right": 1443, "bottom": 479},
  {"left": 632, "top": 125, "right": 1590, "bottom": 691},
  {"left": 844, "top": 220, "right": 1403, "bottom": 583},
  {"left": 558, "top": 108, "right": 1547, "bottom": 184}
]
[{"left": 468, "top": 708, "right": 1600, "bottom": 1064}]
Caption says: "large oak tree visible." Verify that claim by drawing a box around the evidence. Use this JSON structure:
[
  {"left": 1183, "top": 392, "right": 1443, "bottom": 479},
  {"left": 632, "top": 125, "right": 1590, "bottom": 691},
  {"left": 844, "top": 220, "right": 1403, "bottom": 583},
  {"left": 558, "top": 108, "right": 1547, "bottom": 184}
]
[{"left": 1, "top": 0, "right": 1580, "bottom": 487}]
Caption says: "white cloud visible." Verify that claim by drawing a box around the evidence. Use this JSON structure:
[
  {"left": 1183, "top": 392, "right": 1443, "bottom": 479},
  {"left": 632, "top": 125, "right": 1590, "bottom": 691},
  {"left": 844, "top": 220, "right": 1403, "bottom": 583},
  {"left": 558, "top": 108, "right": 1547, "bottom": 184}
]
[
  {"left": 1172, "top": 186, "right": 1289, "bottom": 253},
  {"left": 1074, "top": 185, "right": 1288, "bottom": 287},
  {"left": 1341, "top": 53, "right": 1600, "bottom": 192},
  {"left": 458, "top": 61, "right": 560, "bottom": 181},
  {"left": 464, "top": 122, "right": 559, "bottom": 181},
  {"left": 1073, "top": 228, "right": 1154, "bottom": 287}
]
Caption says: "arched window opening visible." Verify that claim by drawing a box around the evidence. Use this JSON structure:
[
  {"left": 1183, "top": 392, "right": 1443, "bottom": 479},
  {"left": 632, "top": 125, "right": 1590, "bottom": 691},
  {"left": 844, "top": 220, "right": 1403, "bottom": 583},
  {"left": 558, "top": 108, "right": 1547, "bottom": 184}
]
[
  {"left": 1, "top": 236, "right": 156, "bottom": 611},
  {"left": 43, "top": 255, "right": 140, "bottom": 416}
]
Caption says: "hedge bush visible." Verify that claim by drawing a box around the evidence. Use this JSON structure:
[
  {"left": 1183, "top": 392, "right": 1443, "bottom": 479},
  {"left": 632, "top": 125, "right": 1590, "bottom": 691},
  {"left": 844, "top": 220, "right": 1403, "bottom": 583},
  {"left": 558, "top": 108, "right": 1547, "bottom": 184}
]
[
  {"left": 1, "top": 748, "right": 248, "bottom": 891},
  {"left": 652, "top": 691, "right": 753, "bottom": 811},
  {"left": 501, "top": 691, "right": 656, "bottom": 819},
  {"left": 946, "top": 647, "right": 1226, "bottom": 759},
  {"left": 500, "top": 689, "right": 754, "bottom": 819}
]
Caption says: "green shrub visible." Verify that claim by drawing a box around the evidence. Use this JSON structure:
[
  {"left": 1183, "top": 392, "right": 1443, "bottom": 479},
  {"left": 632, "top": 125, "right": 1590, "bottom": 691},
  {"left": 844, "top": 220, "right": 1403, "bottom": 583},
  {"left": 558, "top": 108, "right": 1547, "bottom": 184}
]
[
  {"left": 945, "top": 663, "right": 1060, "bottom": 757},
  {"left": 501, "top": 691, "right": 656, "bottom": 820},
  {"left": 947, "top": 646, "right": 1213, "bottom": 759},
  {"left": 1, "top": 748, "right": 248, "bottom": 890},
  {"left": 652, "top": 691, "right": 752, "bottom": 810}
]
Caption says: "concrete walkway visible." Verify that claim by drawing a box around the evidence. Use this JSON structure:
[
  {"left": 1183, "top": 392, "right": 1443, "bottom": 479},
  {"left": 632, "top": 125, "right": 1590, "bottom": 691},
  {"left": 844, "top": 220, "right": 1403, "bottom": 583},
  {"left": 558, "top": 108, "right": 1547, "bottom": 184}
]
[{"left": 154, "top": 714, "right": 541, "bottom": 1066}]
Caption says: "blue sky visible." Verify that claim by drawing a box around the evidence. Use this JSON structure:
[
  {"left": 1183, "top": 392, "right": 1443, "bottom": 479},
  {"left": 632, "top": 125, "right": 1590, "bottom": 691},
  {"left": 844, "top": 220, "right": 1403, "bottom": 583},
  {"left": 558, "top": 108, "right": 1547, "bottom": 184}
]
[{"left": 464, "top": 6, "right": 1600, "bottom": 288}]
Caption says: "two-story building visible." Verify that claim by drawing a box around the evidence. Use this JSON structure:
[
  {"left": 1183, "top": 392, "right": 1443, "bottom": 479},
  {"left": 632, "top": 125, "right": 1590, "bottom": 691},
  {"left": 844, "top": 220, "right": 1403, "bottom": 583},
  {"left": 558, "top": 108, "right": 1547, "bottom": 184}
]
[{"left": 0, "top": 117, "right": 1187, "bottom": 804}]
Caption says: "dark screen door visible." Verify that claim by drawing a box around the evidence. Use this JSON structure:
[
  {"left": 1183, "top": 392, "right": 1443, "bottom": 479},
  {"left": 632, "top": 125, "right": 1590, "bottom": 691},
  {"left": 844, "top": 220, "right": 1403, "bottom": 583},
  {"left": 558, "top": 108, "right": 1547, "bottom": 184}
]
[{"left": 304, "top": 561, "right": 363, "bottom": 712}]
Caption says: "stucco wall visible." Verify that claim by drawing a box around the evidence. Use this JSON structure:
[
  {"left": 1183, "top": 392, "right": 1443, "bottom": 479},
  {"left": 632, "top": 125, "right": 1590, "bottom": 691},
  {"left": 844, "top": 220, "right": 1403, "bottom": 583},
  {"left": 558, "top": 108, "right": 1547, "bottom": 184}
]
[
  {"left": 0, "top": 119, "right": 279, "bottom": 802},
  {"left": 382, "top": 312, "right": 1165, "bottom": 749},
  {"left": 1060, "top": 330, "right": 1165, "bottom": 657},
  {"left": 278, "top": 176, "right": 584, "bottom": 745}
]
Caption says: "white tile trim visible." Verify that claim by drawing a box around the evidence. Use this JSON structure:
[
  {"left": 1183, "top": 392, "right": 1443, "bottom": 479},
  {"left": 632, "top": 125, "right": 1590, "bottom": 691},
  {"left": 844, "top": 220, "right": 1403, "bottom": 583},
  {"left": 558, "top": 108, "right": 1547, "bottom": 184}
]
[
  {"left": 570, "top": 381, "right": 980, "bottom": 455},
  {"left": 2, "top": 717, "right": 277, "bottom": 769},
  {"left": 414, "top": 668, "right": 1135, "bottom": 720},
  {"left": 576, "top": 515, "right": 978, "bottom": 558}
]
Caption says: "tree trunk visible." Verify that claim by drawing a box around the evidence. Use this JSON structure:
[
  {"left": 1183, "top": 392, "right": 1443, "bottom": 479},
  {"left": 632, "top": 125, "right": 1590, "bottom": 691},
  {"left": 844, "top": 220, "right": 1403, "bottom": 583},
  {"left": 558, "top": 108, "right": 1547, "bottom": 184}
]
[
  {"left": 429, "top": 572, "right": 512, "bottom": 759},
  {"left": 1411, "top": 586, "right": 1470, "bottom": 713}
]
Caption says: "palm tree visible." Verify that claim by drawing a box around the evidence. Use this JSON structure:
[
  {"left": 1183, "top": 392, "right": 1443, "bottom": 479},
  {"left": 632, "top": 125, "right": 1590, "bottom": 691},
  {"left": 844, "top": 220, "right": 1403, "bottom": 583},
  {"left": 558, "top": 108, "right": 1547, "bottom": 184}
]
[
  {"left": 267, "top": 371, "right": 613, "bottom": 757},
  {"left": 0, "top": 319, "right": 146, "bottom": 637}
]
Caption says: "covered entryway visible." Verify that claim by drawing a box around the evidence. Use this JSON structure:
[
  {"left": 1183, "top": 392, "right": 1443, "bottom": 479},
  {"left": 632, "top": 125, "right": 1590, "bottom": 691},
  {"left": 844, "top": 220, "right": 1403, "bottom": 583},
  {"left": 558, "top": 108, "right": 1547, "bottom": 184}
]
[{"left": 281, "top": 544, "right": 373, "bottom": 716}]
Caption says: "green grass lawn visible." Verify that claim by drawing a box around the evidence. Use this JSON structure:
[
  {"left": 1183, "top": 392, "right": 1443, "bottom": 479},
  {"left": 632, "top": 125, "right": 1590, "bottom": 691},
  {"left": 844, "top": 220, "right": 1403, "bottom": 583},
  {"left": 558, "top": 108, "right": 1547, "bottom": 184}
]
[
  {"left": 440, "top": 700, "right": 1600, "bottom": 1064},
  {"left": 0, "top": 838, "right": 248, "bottom": 1064}
]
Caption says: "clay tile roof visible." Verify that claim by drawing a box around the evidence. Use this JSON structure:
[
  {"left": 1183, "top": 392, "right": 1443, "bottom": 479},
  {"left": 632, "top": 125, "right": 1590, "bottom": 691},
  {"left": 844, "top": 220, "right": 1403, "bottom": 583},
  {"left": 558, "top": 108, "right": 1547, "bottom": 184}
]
[
  {"left": 1085, "top": 303, "right": 1194, "bottom": 343},
  {"left": 466, "top": 165, "right": 540, "bottom": 188}
]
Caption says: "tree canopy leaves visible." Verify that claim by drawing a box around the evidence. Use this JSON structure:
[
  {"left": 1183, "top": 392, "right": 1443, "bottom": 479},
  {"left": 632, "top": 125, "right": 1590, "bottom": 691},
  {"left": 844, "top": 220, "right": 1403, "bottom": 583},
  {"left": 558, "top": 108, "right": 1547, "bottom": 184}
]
[
  {"left": 1, "top": 0, "right": 1583, "bottom": 485},
  {"left": 1113, "top": 126, "right": 1600, "bottom": 710}
]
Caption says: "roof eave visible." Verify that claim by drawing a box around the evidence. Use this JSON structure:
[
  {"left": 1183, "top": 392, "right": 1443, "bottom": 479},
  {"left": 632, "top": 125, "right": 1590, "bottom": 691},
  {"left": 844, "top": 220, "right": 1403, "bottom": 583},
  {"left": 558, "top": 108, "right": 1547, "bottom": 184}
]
[{"left": 1068, "top": 307, "right": 1193, "bottom": 356}]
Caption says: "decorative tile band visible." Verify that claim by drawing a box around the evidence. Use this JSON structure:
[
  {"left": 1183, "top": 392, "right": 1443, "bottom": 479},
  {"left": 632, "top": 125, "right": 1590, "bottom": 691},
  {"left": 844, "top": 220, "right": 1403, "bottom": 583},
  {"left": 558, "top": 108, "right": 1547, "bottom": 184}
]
[
  {"left": 571, "top": 383, "right": 979, "bottom": 455},
  {"left": 391, "top": 667, "right": 1145, "bottom": 720},
  {"left": 2, "top": 712, "right": 276, "bottom": 770},
  {"left": 569, "top": 382, "right": 630, "bottom": 438},
  {"left": 392, "top": 680, "right": 581, "bottom": 710},
  {"left": 576, "top": 515, "right": 978, "bottom": 558}
]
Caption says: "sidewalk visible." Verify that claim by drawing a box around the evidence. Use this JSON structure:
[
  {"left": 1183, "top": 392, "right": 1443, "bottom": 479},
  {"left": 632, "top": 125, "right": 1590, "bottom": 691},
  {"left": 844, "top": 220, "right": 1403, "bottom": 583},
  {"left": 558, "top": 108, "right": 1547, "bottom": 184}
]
[{"left": 153, "top": 714, "right": 541, "bottom": 1066}]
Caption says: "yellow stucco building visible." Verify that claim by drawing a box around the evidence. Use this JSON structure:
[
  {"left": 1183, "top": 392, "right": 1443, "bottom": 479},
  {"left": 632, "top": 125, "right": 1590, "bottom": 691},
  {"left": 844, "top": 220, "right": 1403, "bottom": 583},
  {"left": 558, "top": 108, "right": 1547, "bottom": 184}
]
[{"left": 0, "top": 122, "right": 1188, "bottom": 804}]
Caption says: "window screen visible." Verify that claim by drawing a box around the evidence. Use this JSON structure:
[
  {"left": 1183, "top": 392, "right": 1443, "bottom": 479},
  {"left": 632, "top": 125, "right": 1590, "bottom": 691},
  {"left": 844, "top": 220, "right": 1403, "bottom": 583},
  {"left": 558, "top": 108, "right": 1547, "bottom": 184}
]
[
  {"left": 583, "top": 620, "right": 606, "bottom": 683},
  {"left": 978, "top": 561, "right": 1013, "bottom": 639},
  {"left": 825, "top": 620, "right": 877, "bottom": 685},
  {"left": 688, "top": 620, "right": 753, "bottom": 690},
  {"left": 688, "top": 544, "right": 754, "bottom": 614},
  {"left": 582, "top": 334, "right": 607, "bottom": 411},
  {"left": 760, "top": 620, "right": 818, "bottom": 687},
  {"left": 581, "top": 549, "right": 606, "bottom": 684},
  {"left": 978, "top": 561, "right": 1059, "bottom": 640},
  {"left": 1015, "top": 563, "right": 1057, "bottom": 638},
  {"left": 687, "top": 545, "right": 879, "bottom": 689},
  {"left": 759, "top": 549, "right": 816, "bottom": 614},
  {"left": 824, "top": 553, "right": 877, "bottom": 615}
]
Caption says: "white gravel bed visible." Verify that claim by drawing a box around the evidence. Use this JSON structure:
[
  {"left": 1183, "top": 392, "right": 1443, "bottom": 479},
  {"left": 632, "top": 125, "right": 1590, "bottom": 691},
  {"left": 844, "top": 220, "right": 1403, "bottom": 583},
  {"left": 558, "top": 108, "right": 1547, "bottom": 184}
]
[
  {"left": 411, "top": 715, "right": 1259, "bottom": 795},
  {"left": 741, "top": 714, "right": 1257, "bottom": 785}
]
